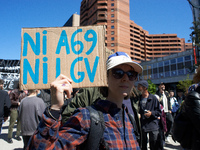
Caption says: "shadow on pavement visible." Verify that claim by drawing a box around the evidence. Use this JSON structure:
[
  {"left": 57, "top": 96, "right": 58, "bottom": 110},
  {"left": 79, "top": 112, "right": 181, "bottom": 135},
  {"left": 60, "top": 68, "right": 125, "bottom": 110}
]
[{"left": 0, "top": 131, "right": 16, "bottom": 142}]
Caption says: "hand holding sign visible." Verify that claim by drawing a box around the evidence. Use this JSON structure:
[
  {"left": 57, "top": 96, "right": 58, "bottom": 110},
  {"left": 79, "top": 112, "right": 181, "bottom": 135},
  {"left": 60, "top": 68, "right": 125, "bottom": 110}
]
[{"left": 50, "top": 74, "right": 72, "bottom": 110}]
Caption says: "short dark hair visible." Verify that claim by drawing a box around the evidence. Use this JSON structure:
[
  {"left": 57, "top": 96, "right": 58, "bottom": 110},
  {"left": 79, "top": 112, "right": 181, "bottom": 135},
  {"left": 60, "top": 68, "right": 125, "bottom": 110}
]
[
  {"left": 0, "top": 79, "right": 4, "bottom": 85},
  {"left": 159, "top": 82, "right": 165, "bottom": 86}
]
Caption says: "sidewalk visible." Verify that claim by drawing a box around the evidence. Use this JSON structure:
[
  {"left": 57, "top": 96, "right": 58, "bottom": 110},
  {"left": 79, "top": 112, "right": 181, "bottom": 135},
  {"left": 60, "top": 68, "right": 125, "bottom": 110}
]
[
  {"left": 0, "top": 119, "right": 23, "bottom": 150},
  {"left": 0, "top": 118, "right": 183, "bottom": 150}
]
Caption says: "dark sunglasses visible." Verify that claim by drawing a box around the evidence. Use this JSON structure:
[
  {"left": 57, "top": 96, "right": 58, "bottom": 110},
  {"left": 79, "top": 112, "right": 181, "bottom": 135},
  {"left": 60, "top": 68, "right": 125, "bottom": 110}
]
[{"left": 111, "top": 68, "right": 138, "bottom": 81}]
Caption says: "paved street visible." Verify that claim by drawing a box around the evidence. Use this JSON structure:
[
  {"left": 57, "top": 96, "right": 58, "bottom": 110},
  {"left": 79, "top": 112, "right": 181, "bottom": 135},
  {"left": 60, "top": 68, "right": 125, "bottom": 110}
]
[
  {"left": 0, "top": 119, "right": 23, "bottom": 150},
  {"left": 0, "top": 118, "right": 183, "bottom": 150}
]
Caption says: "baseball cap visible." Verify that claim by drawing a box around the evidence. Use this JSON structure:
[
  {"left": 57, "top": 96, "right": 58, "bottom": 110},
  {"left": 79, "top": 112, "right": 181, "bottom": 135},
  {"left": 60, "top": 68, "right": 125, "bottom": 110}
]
[
  {"left": 138, "top": 80, "right": 149, "bottom": 88},
  {"left": 106, "top": 52, "right": 143, "bottom": 73}
]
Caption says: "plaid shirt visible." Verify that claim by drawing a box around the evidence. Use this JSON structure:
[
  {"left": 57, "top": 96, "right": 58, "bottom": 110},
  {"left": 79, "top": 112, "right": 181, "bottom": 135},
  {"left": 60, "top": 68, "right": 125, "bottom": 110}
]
[{"left": 27, "top": 99, "right": 140, "bottom": 150}]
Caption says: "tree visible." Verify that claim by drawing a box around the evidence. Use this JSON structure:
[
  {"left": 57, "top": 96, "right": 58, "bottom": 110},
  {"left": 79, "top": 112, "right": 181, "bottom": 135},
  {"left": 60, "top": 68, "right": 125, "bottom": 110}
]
[
  {"left": 176, "top": 74, "right": 193, "bottom": 93},
  {"left": 147, "top": 79, "right": 157, "bottom": 94}
]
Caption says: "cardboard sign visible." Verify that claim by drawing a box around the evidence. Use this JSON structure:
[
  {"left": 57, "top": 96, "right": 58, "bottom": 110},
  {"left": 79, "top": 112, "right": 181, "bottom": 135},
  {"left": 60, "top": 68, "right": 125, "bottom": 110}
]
[{"left": 20, "top": 25, "right": 107, "bottom": 90}]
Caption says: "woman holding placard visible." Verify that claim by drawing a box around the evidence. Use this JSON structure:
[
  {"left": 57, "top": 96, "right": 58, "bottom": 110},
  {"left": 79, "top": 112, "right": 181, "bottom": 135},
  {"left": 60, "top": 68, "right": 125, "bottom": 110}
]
[{"left": 27, "top": 52, "right": 142, "bottom": 149}]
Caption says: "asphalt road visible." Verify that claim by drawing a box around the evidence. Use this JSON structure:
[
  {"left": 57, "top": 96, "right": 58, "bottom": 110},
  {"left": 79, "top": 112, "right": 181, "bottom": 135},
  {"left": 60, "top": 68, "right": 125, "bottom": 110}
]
[{"left": 0, "top": 118, "right": 183, "bottom": 150}]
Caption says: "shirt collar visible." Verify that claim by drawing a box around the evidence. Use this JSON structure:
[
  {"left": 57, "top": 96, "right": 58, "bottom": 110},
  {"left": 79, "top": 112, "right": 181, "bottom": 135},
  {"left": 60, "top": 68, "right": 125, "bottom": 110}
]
[{"left": 95, "top": 99, "right": 129, "bottom": 115}]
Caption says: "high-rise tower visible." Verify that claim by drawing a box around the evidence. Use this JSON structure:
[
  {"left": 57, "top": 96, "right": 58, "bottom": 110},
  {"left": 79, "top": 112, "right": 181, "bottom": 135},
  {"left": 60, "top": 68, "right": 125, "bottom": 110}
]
[{"left": 80, "top": 0, "right": 192, "bottom": 62}]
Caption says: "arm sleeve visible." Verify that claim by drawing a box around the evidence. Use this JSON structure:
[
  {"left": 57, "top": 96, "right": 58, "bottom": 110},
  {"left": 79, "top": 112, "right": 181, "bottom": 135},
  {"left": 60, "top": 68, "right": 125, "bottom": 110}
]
[
  {"left": 151, "top": 97, "right": 162, "bottom": 118},
  {"left": 61, "top": 87, "right": 104, "bottom": 124},
  {"left": 184, "top": 92, "right": 200, "bottom": 133},
  {"left": 27, "top": 108, "right": 90, "bottom": 150}
]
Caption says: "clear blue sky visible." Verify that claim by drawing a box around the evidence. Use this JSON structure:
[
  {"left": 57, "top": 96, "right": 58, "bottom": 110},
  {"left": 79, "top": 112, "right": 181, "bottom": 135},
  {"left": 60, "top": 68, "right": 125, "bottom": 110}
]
[{"left": 0, "top": 0, "right": 193, "bottom": 60}]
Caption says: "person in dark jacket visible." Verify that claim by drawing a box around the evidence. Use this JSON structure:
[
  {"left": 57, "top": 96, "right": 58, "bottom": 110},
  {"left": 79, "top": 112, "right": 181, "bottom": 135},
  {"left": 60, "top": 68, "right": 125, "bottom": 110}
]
[
  {"left": 155, "top": 82, "right": 173, "bottom": 142},
  {"left": 138, "top": 80, "right": 161, "bottom": 150},
  {"left": 182, "top": 66, "right": 200, "bottom": 149},
  {"left": 0, "top": 79, "right": 11, "bottom": 134}
]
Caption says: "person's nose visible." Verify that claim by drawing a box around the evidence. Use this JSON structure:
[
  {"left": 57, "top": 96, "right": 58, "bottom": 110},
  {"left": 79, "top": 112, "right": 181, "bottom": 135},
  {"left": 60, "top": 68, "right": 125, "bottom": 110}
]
[{"left": 121, "top": 73, "right": 129, "bottom": 81}]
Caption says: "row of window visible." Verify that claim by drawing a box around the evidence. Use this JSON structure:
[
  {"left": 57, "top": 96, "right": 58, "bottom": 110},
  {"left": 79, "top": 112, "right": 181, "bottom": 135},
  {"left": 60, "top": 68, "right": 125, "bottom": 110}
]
[
  {"left": 143, "top": 68, "right": 193, "bottom": 80},
  {"left": 142, "top": 55, "right": 194, "bottom": 79}
]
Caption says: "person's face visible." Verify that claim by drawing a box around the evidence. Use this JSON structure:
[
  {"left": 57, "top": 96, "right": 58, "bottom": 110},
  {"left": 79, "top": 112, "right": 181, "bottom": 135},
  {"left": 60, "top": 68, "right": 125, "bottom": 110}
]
[
  {"left": 107, "top": 64, "right": 136, "bottom": 98},
  {"left": 170, "top": 91, "right": 174, "bottom": 97},
  {"left": 159, "top": 84, "right": 165, "bottom": 92},
  {"left": 137, "top": 84, "right": 145, "bottom": 93}
]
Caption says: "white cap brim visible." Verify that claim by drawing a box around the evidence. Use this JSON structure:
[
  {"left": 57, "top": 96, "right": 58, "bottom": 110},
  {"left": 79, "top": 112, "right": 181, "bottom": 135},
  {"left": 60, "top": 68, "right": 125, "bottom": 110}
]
[{"left": 106, "top": 55, "right": 143, "bottom": 73}]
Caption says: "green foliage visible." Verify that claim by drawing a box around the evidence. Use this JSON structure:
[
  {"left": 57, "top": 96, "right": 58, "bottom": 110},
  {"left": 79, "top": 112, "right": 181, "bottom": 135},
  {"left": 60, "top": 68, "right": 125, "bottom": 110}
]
[
  {"left": 147, "top": 79, "right": 157, "bottom": 94},
  {"left": 176, "top": 74, "right": 193, "bottom": 92}
]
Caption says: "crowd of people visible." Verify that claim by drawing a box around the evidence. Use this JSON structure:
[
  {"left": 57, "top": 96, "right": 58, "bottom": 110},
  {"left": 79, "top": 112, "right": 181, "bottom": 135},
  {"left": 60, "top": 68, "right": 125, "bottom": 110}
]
[{"left": 0, "top": 51, "right": 199, "bottom": 150}]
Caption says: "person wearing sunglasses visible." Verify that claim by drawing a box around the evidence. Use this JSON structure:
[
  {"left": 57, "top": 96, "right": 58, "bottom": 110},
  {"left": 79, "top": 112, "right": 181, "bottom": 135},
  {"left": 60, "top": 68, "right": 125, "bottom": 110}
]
[{"left": 27, "top": 52, "right": 143, "bottom": 149}]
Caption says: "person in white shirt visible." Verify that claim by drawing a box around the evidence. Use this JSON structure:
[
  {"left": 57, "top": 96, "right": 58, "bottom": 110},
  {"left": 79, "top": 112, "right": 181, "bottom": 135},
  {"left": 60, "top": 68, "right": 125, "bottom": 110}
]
[{"left": 155, "top": 82, "right": 173, "bottom": 143}]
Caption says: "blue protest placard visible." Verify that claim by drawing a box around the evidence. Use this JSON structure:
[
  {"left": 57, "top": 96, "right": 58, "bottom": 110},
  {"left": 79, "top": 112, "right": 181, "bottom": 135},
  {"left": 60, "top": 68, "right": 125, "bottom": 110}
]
[{"left": 20, "top": 26, "right": 107, "bottom": 90}]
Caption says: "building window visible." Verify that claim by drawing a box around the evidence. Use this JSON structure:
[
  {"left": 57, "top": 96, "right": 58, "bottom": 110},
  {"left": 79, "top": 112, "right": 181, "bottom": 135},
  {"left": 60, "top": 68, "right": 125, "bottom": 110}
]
[
  {"left": 111, "top": 9, "right": 114, "bottom": 12},
  {"left": 111, "top": 14, "right": 114, "bottom": 17},
  {"left": 111, "top": 31, "right": 114, "bottom": 35},
  {"left": 111, "top": 37, "right": 114, "bottom": 41},
  {"left": 111, "top": 43, "right": 115, "bottom": 47},
  {"left": 111, "top": 3, "right": 114, "bottom": 6},
  {"left": 111, "top": 20, "right": 114, "bottom": 23},
  {"left": 111, "top": 26, "right": 114, "bottom": 29},
  {"left": 111, "top": 49, "right": 115, "bottom": 52}
]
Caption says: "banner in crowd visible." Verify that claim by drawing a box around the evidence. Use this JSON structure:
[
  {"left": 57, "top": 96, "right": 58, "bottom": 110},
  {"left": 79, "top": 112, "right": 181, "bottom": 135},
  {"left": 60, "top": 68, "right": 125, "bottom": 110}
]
[
  {"left": 0, "top": 59, "right": 20, "bottom": 90},
  {"left": 20, "top": 25, "right": 107, "bottom": 90}
]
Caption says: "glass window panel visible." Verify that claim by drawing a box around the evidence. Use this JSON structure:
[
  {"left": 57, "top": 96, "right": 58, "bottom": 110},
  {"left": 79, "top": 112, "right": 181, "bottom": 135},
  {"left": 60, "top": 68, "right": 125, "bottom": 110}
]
[
  {"left": 158, "top": 62, "right": 163, "bottom": 67},
  {"left": 185, "top": 55, "right": 191, "bottom": 61},
  {"left": 164, "top": 66, "right": 170, "bottom": 72},
  {"left": 165, "top": 71, "right": 170, "bottom": 77},
  {"left": 171, "top": 64, "right": 176, "bottom": 71},
  {"left": 159, "top": 73, "right": 164, "bottom": 78},
  {"left": 170, "top": 59, "right": 176, "bottom": 64},
  {"left": 164, "top": 60, "right": 169, "bottom": 66},
  {"left": 148, "top": 65, "right": 152, "bottom": 69},
  {"left": 143, "top": 70, "right": 147, "bottom": 75},
  {"left": 148, "top": 69, "right": 152, "bottom": 74},
  {"left": 153, "top": 68, "right": 157, "bottom": 74},
  {"left": 153, "top": 63, "right": 157, "bottom": 68},
  {"left": 159, "top": 67, "right": 163, "bottom": 73},
  {"left": 171, "top": 70, "right": 177, "bottom": 76},
  {"left": 153, "top": 74, "right": 158, "bottom": 79},
  {"left": 143, "top": 75, "right": 147, "bottom": 80},
  {"left": 177, "top": 57, "right": 183, "bottom": 63},
  {"left": 185, "top": 61, "right": 192, "bottom": 68},
  {"left": 178, "top": 69, "right": 185, "bottom": 75},
  {"left": 177, "top": 63, "right": 184, "bottom": 69},
  {"left": 148, "top": 75, "right": 152, "bottom": 79}
]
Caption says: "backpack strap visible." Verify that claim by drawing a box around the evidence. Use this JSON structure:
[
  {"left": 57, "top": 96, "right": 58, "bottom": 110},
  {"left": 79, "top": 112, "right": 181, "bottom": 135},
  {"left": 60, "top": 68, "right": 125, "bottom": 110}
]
[
  {"left": 128, "top": 113, "right": 140, "bottom": 144},
  {"left": 84, "top": 106, "right": 105, "bottom": 150}
]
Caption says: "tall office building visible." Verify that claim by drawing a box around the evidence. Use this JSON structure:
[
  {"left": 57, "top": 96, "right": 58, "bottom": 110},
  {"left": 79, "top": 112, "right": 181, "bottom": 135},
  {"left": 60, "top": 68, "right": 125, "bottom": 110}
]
[{"left": 80, "top": 0, "right": 192, "bottom": 62}]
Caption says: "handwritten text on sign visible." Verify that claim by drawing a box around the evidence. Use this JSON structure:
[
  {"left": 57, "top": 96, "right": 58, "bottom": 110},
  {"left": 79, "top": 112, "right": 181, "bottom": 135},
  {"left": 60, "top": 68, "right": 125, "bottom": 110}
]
[{"left": 20, "top": 26, "right": 107, "bottom": 90}]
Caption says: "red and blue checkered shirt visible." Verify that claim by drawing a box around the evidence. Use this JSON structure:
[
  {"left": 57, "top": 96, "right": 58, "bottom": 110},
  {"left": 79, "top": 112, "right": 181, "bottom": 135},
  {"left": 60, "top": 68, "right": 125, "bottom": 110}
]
[{"left": 27, "top": 99, "right": 140, "bottom": 150}]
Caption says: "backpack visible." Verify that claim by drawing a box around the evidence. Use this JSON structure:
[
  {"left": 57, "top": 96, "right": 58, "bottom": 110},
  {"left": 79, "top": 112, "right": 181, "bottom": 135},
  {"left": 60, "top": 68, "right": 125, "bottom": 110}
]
[
  {"left": 171, "top": 97, "right": 179, "bottom": 113},
  {"left": 82, "top": 105, "right": 140, "bottom": 150}
]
